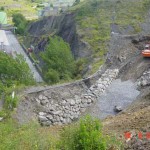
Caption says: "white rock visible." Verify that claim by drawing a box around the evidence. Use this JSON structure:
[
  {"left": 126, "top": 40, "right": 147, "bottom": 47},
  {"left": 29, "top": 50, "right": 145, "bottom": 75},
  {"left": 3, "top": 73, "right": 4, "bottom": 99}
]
[
  {"left": 87, "top": 99, "right": 92, "bottom": 104},
  {"left": 36, "top": 98, "right": 40, "bottom": 104},
  {"left": 70, "top": 99, "right": 76, "bottom": 105},
  {"left": 66, "top": 118, "right": 71, "bottom": 124},
  {"left": 61, "top": 100, "right": 66, "bottom": 106},
  {"left": 46, "top": 115, "right": 53, "bottom": 120},
  {"left": 39, "top": 112, "right": 46, "bottom": 116},
  {"left": 81, "top": 98, "right": 87, "bottom": 104},
  {"left": 51, "top": 111, "right": 62, "bottom": 115},
  {"left": 41, "top": 121, "right": 52, "bottom": 126},
  {"left": 0, "top": 117, "right": 3, "bottom": 122},
  {"left": 141, "top": 80, "right": 147, "bottom": 86},
  {"left": 97, "top": 84, "right": 105, "bottom": 89},
  {"left": 80, "top": 108, "right": 86, "bottom": 113},
  {"left": 38, "top": 115, "right": 48, "bottom": 122},
  {"left": 42, "top": 96, "right": 48, "bottom": 100},
  {"left": 39, "top": 95, "right": 43, "bottom": 100},
  {"left": 40, "top": 99, "right": 49, "bottom": 106}
]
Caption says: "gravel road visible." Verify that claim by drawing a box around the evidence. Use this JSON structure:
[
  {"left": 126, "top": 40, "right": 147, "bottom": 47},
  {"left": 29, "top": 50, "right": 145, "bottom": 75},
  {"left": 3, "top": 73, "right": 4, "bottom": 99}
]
[
  {"left": 89, "top": 79, "right": 140, "bottom": 119},
  {"left": 4, "top": 31, "right": 43, "bottom": 82}
]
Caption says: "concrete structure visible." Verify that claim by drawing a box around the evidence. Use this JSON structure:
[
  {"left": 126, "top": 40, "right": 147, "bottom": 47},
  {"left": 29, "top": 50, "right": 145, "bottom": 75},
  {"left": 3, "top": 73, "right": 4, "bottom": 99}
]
[
  {"left": 0, "top": 30, "right": 9, "bottom": 53},
  {"left": 0, "top": 12, "right": 7, "bottom": 24}
]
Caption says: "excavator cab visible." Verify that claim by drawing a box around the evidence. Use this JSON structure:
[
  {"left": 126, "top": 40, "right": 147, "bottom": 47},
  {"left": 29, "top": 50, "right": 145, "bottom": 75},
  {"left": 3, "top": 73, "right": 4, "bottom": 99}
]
[{"left": 142, "top": 43, "right": 150, "bottom": 57}]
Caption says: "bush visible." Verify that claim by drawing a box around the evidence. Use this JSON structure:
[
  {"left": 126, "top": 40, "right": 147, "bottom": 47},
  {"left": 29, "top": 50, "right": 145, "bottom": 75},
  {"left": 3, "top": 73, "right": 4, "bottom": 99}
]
[
  {"left": 58, "top": 116, "right": 122, "bottom": 150},
  {"left": 12, "top": 13, "right": 28, "bottom": 35},
  {"left": 0, "top": 51, "right": 35, "bottom": 110},
  {"left": 0, "top": 52, "right": 35, "bottom": 87},
  {"left": 44, "top": 69, "right": 60, "bottom": 84},
  {"left": 41, "top": 36, "right": 76, "bottom": 84},
  {"left": 75, "top": 58, "right": 87, "bottom": 77},
  {"left": 0, "top": 6, "right": 5, "bottom": 11}
]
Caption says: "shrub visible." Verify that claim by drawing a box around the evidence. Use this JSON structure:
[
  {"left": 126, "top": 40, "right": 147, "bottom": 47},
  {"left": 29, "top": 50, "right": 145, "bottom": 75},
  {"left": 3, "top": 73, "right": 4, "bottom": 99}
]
[
  {"left": 12, "top": 13, "right": 28, "bottom": 35},
  {"left": 44, "top": 69, "right": 60, "bottom": 84},
  {"left": 0, "top": 51, "right": 35, "bottom": 110},
  {"left": 0, "top": 6, "right": 5, "bottom": 11},
  {"left": 0, "top": 52, "right": 35, "bottom": 87},
  {"left": 41, "top": 36, "right": 76, "bottom": 84},
  {"left": 75, "top": 58, "right": 87, "bottom": 77},
  {"left": 58, "top": 116, "right": 122, "bottom": 150}
]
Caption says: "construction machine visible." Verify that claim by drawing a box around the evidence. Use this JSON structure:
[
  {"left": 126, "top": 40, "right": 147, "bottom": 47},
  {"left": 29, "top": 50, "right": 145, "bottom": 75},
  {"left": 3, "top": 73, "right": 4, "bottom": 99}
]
[{"left": 142, "top": 43, "right": 150, "bottom": 57}]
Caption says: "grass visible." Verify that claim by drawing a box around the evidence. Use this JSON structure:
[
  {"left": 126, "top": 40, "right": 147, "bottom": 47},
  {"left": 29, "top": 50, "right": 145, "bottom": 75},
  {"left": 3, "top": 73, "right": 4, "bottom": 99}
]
[
  {"left": 0, "top": 116, "right": 123, "bottom": 150},
  {"left": 0, "top": 119, "right": 59, "bottom": 150}
]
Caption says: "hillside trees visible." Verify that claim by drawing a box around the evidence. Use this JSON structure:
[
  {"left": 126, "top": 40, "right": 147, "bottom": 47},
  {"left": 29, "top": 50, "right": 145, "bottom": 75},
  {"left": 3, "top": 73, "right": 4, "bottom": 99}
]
[
  {"left": 0, "top": 51, "right": 35, "bottom": 109},
  {"left": 40, "top": 36, "right": 76, "bottom": 84},
  {"left": 12, "top": 13, "right": 28, "bottom": 35},
  {"left": 0, "top": 52, "right": 34, "bottom": 87}
]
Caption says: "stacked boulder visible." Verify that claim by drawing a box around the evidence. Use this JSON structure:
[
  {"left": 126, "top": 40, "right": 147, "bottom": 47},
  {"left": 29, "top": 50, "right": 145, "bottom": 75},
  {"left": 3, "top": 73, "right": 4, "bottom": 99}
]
[
  {"left": 37, "top": 94, "right": 96, "bottom": 126},
  {"left": 37, "top": 69, "right": 119, "bottom": 126},
  {"left": 137, "top": 69, "right": 150, "bottom": 87},
  {"left": 88, "top": 69, "right": 119, "bottom": 96}
]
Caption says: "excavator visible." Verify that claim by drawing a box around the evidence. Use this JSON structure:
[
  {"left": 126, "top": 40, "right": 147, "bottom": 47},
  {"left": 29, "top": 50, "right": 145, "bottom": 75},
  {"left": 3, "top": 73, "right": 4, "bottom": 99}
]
[{"left": 142, "top": 43, "right": 150, "bottom": 57}]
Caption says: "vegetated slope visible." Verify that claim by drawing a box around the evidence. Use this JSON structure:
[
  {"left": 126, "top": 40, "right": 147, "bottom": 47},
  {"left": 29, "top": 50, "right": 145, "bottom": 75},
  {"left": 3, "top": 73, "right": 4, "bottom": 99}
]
[
  {"left": 0, "top": 0, "right": 38, "bottom": 22},
  {"left": 27, "top": 0, "right": 150, "bottom": 76}
]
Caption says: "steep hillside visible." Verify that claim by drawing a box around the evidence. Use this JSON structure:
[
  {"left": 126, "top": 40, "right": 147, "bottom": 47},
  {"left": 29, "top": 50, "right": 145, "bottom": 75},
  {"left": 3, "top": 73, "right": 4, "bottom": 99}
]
[
  {"left": 2, "top": 1, "right": 150, "bottom": 149},
  {"left": 26, "top": 0, "right": 150, "bottom": 76}
]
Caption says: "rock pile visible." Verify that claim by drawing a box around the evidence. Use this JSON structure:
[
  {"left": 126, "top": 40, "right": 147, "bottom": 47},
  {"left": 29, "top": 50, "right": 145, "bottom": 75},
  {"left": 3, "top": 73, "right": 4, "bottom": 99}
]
[
  {"left": 36, "top": 69, "right": 119, "bottom": 126},
  {"left": 137, "top": 69, "right": 150, "bottom": 87}
]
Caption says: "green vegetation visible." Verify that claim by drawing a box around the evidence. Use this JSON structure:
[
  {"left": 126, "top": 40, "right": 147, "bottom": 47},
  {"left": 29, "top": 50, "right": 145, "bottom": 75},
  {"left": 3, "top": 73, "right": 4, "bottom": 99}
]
[
  {"left": 0, "top": 51, "right": 35, "bottom": 111},
  {"left": 0, "top": 119, "right": 57, "bottom": 150},
  {"left": 70, "top": 0, "right": 150, "bottom": 74},
  {"left": 0, "top": 6, "right": 5, "bottom": 11},
  {"left": 0, "top": 0, "right": 38, "bottom": 23},
  {"left": 0, "top": 116, "right": 122, "bottom": 150},
  {"left": 40, "top": 36, "right": 76, "bottom": 84},
  {"left": 59, "top": 116, "right": 122, "bottom": 150},
  {"left": 12, "top": 13, "right": 28, "bottom": 35}
]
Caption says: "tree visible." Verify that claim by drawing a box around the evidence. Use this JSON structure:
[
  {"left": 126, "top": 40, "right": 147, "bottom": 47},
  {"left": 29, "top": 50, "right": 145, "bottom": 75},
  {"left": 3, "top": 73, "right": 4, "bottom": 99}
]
[
  {"left": 0, "top": 6, "right": 5, "bottom": 11},
  {"left": 0, "top": 51, "right": 35, "bottom": 109},
  {"left": 40, "top": 36, "right": 75, "bottom": 83},
  {"left": 12, "top": 13, "right": 27, "bottom": 35},
  {"left": 0, "top": 51, "right": 35, "bottom": 88}
]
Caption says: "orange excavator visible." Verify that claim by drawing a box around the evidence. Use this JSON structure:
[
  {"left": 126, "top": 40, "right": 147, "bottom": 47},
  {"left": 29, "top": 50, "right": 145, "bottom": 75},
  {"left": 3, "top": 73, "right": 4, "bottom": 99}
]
[{"left": 142, "top": 43, "right": 150, "bottom": 57}]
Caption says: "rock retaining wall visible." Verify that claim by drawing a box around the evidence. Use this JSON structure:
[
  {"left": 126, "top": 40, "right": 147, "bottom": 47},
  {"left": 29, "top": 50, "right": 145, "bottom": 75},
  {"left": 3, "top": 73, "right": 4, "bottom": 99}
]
[
  {"left": 34, "top": 69, "right": 119, "bottom": 126},
  {"left": 18, "top": 69, "right": 119, "bottom": 126}
]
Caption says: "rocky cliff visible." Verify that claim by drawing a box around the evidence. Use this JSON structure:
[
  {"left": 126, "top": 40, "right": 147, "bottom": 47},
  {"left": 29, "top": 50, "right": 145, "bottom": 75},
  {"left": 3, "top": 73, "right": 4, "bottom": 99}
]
[{"left": 27, "top": 13, "right": 92, "bottom": 59}]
